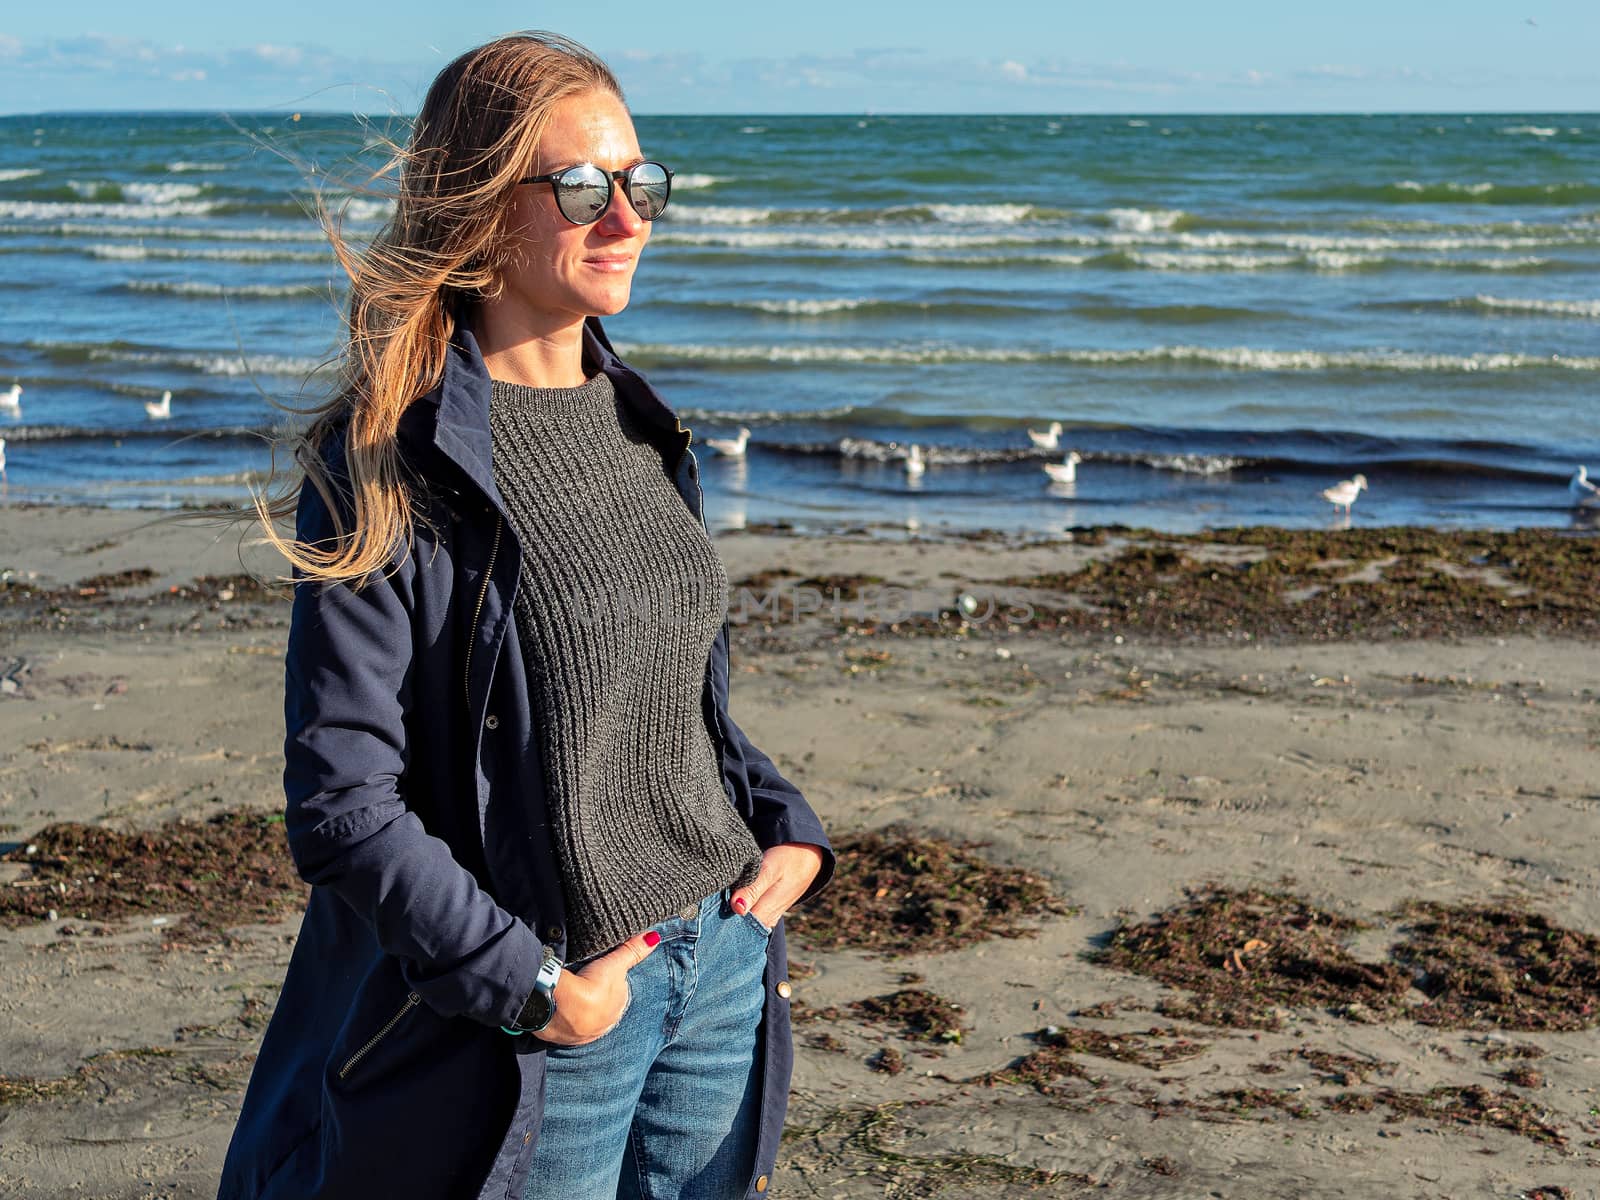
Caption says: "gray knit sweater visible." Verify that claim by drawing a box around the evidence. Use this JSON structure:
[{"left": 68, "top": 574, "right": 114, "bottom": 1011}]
[{"left": 487, "top": 371, "right": 763, "bottom": 961}]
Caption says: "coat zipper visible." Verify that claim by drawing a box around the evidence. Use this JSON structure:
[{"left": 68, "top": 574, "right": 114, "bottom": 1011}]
[
  {"left": 463, "top": 513, "right": 504, "bottom": 708},
  {"left": 337, "top": 991, "right": 421, "bottom": 1080}
]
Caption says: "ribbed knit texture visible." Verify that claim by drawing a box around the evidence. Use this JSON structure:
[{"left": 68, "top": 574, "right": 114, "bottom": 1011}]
[{"left": 487, "top": 372, "right": 763, "bottom": 961}]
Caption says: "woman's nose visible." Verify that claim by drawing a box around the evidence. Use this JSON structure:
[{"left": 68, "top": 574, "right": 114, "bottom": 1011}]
[{"left": 594, "top": 183, "right": 643, "bottom": 236}]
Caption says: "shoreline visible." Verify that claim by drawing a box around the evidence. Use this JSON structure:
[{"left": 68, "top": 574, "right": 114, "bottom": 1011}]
[{"left": 2, "top": 502, "right": 1599, "bottom": 1196}]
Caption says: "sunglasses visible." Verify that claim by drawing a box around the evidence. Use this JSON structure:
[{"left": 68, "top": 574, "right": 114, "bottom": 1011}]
[{"left": 516, "top": 160, "right": 674, "bottom": 226}]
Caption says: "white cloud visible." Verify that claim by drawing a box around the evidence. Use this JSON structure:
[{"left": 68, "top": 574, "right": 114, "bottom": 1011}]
[{"left": 1000, "top": 60, "right": 1028, "bottom": 82}]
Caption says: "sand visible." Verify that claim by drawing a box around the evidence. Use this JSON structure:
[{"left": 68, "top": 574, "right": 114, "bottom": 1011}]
[{"left": 2, "top": 504, "right": 1597, "bottom": 1198}]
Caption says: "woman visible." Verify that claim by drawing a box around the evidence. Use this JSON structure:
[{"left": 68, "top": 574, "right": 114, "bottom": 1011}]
[{"left": 219, "top": 32, "right": 834, "bottom": 1200}]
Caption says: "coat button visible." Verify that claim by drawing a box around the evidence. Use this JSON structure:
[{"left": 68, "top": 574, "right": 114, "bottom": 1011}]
[
  {"left": 775, "top": 980, "right": 792, "bottom": 999},
  {"left": 545, "top": 924, "right": 563, "bottom": 942},
  {"left": 755, "top": 1175, "right": 769, "bottom": 1193},
  {"left": 484, "top": 714, "right": 499, "bottom": 730}
]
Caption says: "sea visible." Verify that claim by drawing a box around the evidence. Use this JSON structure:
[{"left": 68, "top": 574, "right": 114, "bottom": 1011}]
[{"left": 0, "top": 112, "right": 1596, "bottom": 536}]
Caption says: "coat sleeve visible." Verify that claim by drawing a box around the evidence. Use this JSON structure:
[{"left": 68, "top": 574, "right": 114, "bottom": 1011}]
[
  {"left": 281, "top": 458, "right": 542, "bottom": 1027},
  {"left": 716, "top": 625, "right": 836, "bottom": 908}
]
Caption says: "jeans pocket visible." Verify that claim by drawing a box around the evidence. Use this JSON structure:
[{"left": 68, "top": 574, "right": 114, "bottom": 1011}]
[{"left": 737, "top": 909, "right": 775, "bottom": 937}]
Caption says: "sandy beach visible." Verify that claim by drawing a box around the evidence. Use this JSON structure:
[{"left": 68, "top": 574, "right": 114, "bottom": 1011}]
[{"left": 2, "top": 503, "right": 1597, "bottom": 1199}]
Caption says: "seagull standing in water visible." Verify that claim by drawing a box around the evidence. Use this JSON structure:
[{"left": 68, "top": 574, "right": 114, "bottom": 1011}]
[
  {"left": 704, "top": 425, "right": 750, "bottom": 457},
  {"left": 144, "top": 390, "right": 172, "bottom": 420},
  {"left": 1571, "top": 466, "right": 1600, "bottom": 507},
  {"left": 1321, "top": 473, "right": 1367, "bottom": 516},
  {"left": 1043, "top": 450, "right": 1083, "bottom": 484},
  {"left": 0, "top": 384, "right": 20, "bottom": 416},
  {"left": 1027, "top": 421, "right": 1063, "bottom": 450},
  {"left": 904, "top": 444, "right": 926, "bottom": 479}
]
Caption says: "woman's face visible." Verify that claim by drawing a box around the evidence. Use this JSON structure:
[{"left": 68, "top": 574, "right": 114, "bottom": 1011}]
[{"left": 495, "top": 89, "right": 651, "bottom": 329}]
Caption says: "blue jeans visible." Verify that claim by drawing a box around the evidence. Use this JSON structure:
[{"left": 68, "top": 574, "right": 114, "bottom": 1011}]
[{"left": 524, "top": 889, "right": 770, "bottom": 1200}]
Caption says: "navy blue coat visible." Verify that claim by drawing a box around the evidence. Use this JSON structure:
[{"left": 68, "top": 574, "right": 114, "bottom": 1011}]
[{"left": 218, "top": 320, "right": 835, "bottom": 1200}]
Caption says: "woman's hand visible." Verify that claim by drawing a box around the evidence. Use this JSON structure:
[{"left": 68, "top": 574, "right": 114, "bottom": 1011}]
[
  {"left": 730, "top": 842, "right": 826, "bottom": 931},
  {"left": 537, "top": 930, "right": 661, "bottom": 1047}
]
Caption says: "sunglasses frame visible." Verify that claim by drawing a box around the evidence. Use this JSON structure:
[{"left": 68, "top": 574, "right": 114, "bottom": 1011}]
[{"left": 515, "top": 160, "right": 674, "bottom": 226}]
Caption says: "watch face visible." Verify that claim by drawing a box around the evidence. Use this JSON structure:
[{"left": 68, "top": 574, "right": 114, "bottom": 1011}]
[{"left": 515, "top": 987, "right": 555, "bottom": 1033}]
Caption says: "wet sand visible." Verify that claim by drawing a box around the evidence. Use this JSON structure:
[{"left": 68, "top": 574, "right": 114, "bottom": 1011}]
[{"left": 2, "top": 504, "right": 1598, "bottom": 1198}]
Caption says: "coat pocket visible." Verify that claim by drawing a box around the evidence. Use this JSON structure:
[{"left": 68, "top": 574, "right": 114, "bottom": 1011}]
[{"left": 336, "top": 989, "right": 421, "bottom": 1082}]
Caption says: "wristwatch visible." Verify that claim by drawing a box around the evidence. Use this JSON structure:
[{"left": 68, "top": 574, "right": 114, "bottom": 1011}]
[{"left": 501, "top": 950, "right": 563, "bottom": 1036}]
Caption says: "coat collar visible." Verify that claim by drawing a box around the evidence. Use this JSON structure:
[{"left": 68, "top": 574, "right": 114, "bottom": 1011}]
[{"left": 397, "top": 316, "right": 693, "bottom": 516}]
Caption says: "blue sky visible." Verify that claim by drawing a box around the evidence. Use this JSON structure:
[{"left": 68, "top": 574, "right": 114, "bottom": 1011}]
[{"left": 3, "top": 1, "right": 1595, "bottom": 114}]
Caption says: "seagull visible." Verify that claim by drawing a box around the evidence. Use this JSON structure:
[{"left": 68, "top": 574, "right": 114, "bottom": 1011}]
[
  {"left": 704, "top": 425, "right": 751, "bottom": 457},
  {"left": 1321, "top": 473, "right": 1368, "bottom": 516},
  {"left": 0, "top": 436, "right": 6, "bottom": 482},
  {"left": 144, "top": 390, "right": 172, "bottom": 420},
  {"left": 0, "top": 384, "right": 20, "bottom": 415},
  {"left": 1571, "top": 466, "right": 1600, "bottom": 507},
  {"left": 1042, "top": 450, "right": 1083, "bottom": 484},
  {"left": 1027, "top": 421, "right": 1064, "bottom": 450},
  {"left": 904, "top": 444, "right": 925, "bottom": 479}
]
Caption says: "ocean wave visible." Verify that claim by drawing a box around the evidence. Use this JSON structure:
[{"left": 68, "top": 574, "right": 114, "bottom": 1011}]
[
  {"left": 1276, "top": 180, "right": 1600, "bottom": 205},
  {"left": 85, "top": 243, "right": 330, "bottom": 263},
  {"left": 120, "top": 280, "right": 326, "bottom": 300},
  {"left": 0, "top": 168, "right": 43, "bottom": 182},
  {"left": 1139, "top": 453, "right": 1245, "bottom": 476},
  {"left": 167, "top": 161, "right": 231, "bottom": 172},
  {"left": 617, "top": 340, "right": 1600, "bottom": 373},
  {"left": 0, "top": 423, "right": 278, "bottom": 444},
  {"left": 26, "top": 338, "right": 333, "bottom": 378},
  {"left": 1104, "top": 208, "right": 1187, "bottom": 232},
  {"left": 1468, "top": 294, "right": 1600, "bottom": 318},
  {"left": 0, "top": 198, "right": 218, "bottom": 220},
  {"left": 673, "top": 173, "right": 726, "bottom": 190},
  {"left": 667, "top": 205, "right": 774, "bottom": 225},
  {"left": 742, "top": 298, "right": 879, "bottom": 315},
  {"left": 1498, "top": 126, "right": 1558, "bottom": 137},
  {"left": 664, "top": 202, "right": 1059, "bottom": 227},
  {"left": 652, "top": 229, "right": 1041, "bottom": 251},
  {"left": 0, "top": 220, "right": 328, "bottom": 243}
]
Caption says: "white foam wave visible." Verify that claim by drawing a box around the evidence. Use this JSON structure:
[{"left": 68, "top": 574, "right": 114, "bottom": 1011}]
[
  {"left": 167, "top": 161, "right": 230, "bottom": 172},
  {"left": 1499, "top": 125, "right": 1558, "bottom": 137},
  {"left": 0, "top": 199, "right": 217, "bottom": 220},
  {"left": 744, "top": 298, "right": 875, "bottom": 315},
  {"left": 337, "top": 198, "right": 394, "bottom": 222},
  {"left": 1472, "top": 256, "right": 1552, "bottom": 271},
  {"left": 123, "top": 280, "right": 320, "bottom": 299},
  {"left": 921, "top": 203, "right": 1037, "bottom": 225},
  {"left": 907, "top": 252, "right": 1095, "bottom": 267},
  {"left": 1472, "top": 294, "right": 1600, "bottom": 317},
  {"left": 0, "top": 220, "right": 327, "bottom": 243},
  {"left": 0, "top": 168, "right": 42, "bottom": 182},
  {"left": 673, "top": 174, "right": 726, "bottom": 190},
  {"left": 1107, "top": 208, "right": 1185, "bottom": 232},
  {"left": 617, "top": 341, "right": 1600, "bottom": 372},
  {"left": 84, "top": 346, "right": 330, "bottom": 377},
  {"left": 1142, "top": 454, "right": 1245, "bottom": 476},
  {"left": 1396, "top": 180, "right": 1497, "bottom": 195},
  {"left": 667, "top": 205, "right": 774, "bottom": 225},
  {"left": 1129, "top": 251, "right": 1300, "bottom": 271},
  {"left": 654, "top": 229, "right": 1040, "bottom": 251},
  {"left": 123, "top": 181, "right": 205, "bottom": 204},
  {"left": 86, "top": 243, "right": 329, "bottom": 263}
]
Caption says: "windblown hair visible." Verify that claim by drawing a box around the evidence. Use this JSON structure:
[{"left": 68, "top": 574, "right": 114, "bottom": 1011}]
[{"left": 240, "top": 32, "right": 624, "bottom": 587}]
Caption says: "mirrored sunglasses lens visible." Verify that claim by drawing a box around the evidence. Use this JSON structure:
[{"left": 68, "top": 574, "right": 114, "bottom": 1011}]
[
  {"left": 627, "top": 163, "right": 671, "bottom": 220},
  {"left": 555, "top": 165, "right": 610, "bottom": 223}
]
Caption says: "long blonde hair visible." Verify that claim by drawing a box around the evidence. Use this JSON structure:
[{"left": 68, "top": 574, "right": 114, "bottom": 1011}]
[{"left": 237, "top": 32, "right": 624, "bottom": 587}]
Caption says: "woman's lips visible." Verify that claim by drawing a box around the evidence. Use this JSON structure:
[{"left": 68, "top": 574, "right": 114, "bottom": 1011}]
[{"left": 584, "top": 255, "right": 634, "bottom": 272}]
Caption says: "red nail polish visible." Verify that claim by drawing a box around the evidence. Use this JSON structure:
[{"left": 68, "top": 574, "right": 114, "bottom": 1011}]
[
  {"left": 644, "top": 931, "right": 661, "bottom": 948},
  {"left": 732, "top": 896, "right": 747, "bottom": 913}
]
